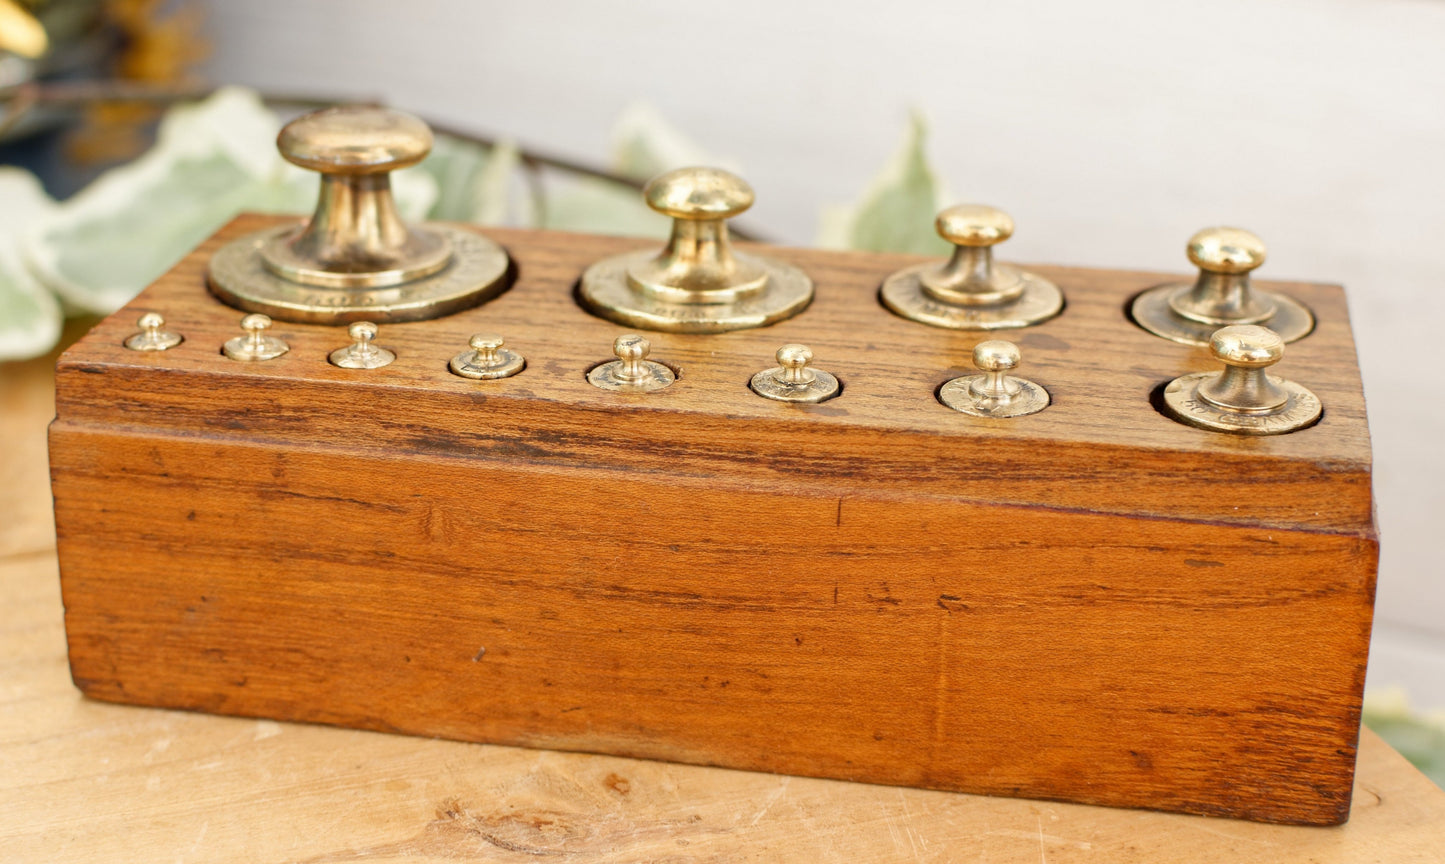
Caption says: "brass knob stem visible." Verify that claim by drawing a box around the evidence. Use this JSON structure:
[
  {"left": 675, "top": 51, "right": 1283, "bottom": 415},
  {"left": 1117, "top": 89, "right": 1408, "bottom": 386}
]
[
  {"left": 1172, "top": 270, "right": 1276, "bottom": 326},
  {"left": 966, "top": 341, "right": 1024, "bottom": 402},
  {"left": 294, "top": 173, "right": 417, "bottom": 272},
  {"left": 470, "top": 334, "right": 502, "bottom": 366},
  {"left": 921, "top": 244, "right": 1022, "bottom": 306},
  {"left": 614, "top": 335, "right": 653, "bottom": 383},
  {"left": 1196, "top": 326, "right": 1290, "bottom": 413},
  {"left": 259, "top": 106, "right": 453, "bottom": 289},
  {"left": 625, "top": 167, "right": 769, "bottom": 305},
  {"left": 773, "top": 344, "right": 817, "bottom": 386}
]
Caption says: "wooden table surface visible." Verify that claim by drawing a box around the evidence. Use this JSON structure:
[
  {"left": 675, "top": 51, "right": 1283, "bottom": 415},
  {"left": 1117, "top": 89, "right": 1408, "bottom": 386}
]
[{"left": 3, "top": 356, "right": 1443, "bottom": 862}]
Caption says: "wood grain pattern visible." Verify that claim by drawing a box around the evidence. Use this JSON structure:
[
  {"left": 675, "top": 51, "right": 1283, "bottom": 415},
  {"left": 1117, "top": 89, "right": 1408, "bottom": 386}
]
[
  {"left": 4, "top": 554, "right": 1442, "bottom": 863},
  {"left": 50, "top": 215, "right": 1379, "bottom": 826}
]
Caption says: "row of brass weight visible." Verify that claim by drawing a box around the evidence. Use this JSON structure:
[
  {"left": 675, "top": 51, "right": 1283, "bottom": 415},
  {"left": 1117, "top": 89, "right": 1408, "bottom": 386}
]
[{"left": 144, "top": 106, "right": 1323, "bottom": 435}]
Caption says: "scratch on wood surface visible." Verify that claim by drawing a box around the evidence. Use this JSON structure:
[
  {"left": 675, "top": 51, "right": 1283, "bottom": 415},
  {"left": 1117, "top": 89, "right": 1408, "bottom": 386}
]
[
  {"left": 980, "top": 829, "right": 1092, "bottom": 851},
  {"left": 748, "top": 777, "right": 790, "bottom": 827}
]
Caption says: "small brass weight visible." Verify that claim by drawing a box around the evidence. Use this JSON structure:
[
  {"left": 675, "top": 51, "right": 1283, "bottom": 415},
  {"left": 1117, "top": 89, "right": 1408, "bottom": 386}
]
[
  {"left": 578, "top": 167, "right": 813, "bottom": 332},
  {"left": 1162, "top": 324, "right": 1321, "bottom": 435},
  {"left": 749, "top": 344, "right": 840, "bottom": 403},
  {"left": 882, "top": 204, "right": 1063, "bottom": 330},
  {"left": 208, "top": 106, "right": 511, "bottom": 323},
  {"left": 939, "top": 340, "right": 1049, "bottom": 418}
]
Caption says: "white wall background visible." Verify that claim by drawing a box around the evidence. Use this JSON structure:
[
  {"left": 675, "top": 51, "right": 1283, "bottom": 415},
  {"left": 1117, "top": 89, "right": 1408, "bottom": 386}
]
[{"left": 203, "top": 0, "right": 1445, "bottom": 707}]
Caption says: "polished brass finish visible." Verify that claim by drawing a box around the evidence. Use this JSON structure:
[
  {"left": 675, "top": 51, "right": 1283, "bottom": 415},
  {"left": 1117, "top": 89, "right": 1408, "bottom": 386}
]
[
  {"left": 881, "top": 204, "right": 1063, "bottom": 330},
  {"left": 587, "top": 334, "right": 675, "bottom": 392},
  {"left": 449, "top": 332, "right": 525, "bottom": 380},
  {"left": 123, "top": 313, "right": 183, "bottom": 351},
  {"left": 328, "top": 322, "right": 395, "bottom": 370},
  {"left": 750, "top": 344, "right": 840, "bottom": 403},
  {"left": 222, "top": 314, "right": 288, "bottom": 362},
  {"left": 577, "top": 167, "right": 813, "bottom": 332},
  {"left": 1131, "top": 227, "right": 1314, "bottom": 346},
  {"left": 1162, "top": 325, "right": 1321, "bottom": 435},
  {"left": 939, "top": 340, "right": 1049, "bottom": 418},
  {"left": 208, "top": 106, "right": 511, "bottom": 324},
  {"left": 209, "top": 225, "right": 511, "bottom": 324}
]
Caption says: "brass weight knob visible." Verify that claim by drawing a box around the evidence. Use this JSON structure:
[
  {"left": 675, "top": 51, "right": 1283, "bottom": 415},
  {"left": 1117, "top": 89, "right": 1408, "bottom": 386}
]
[
  {"left": 586, "top": 334, "right": 676, "bottom": 392},
  {"left": 328, "top": 321, "right": 395, "bottom": 369},
  {"left": 449, "top": 332, "right": 525, "bottom": 380},
  {"left": 749, "top": 343, "right": 841, "bottom": 403},
  {"left": 938, "top": 340, "right": 1050, "bottom": 417},
  {"left": 1130, "top": 227, "right": 1314, "bottom": 346},
  {"left": 1162, "top": 324, "right": 1321, "bottom": 434},
  {"left": 123, "top": 312, "right": 183, "bottom": 351},
  {"left": 207, "top": 106, "right": 512, "bottom": 324},
  {"left": 262, "top": 108, "right": 452, "bottom": 289},
  {"left": 577, "top": 167, "right": 814, "bottom": 332},
  {"left": 881, "top": 204, "right": 1063, "bottom": 330},
  {"left": 222, "top": 313, "right": 289, "bottom": 362}
]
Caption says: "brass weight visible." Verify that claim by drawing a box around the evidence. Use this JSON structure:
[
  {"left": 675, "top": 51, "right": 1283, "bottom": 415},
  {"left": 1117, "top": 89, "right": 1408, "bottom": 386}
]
[
  {"left": 208, "top": 106, "right": 511, "bottom": 324},
  {"left": 577, "top": 167, "right": 813, "bottom": 333},
  {"left": 881, "top": 205, "right": 1063, "bottom": 330},
  {"left": 1131, "top": 227, "right": 1314, "bottom": 346}
]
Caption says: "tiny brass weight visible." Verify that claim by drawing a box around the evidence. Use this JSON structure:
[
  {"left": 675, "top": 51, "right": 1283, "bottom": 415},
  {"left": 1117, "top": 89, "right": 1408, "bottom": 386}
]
[
  {"left": 449, "top": 332, "right": 525, "bottom": 380},
  {"left": 750, "top": 344, "right": 840, "bottom": 403},
  {"left": 222, "top": 314, "right": 288, "bottom": 361},
  {"left": 329, "top": 322, "right": 395, "bottom": 369},
  {"left": 1131, "top": 227, "right": 1314, "bottom": 346},
  {"left": 208, "top": 106, "right": 511, "bottom": 324},
  {"left": 939, "top": 340, "right": 1049, "bottom": 418},
  {"left": 587, "top": 334, "right": 675, "bottom": 392},
  {"left": 882, "top": 204, "right": 1063, "bottom": 330},
  {"left": 577, "top": 167, "right": 813, "bottom": 332},
  {"left": 1162, "top": 324, "right": 1321, "bottom": 435},
  {"left": 123, "top": 312, "right": 182, "bottom": 351}
]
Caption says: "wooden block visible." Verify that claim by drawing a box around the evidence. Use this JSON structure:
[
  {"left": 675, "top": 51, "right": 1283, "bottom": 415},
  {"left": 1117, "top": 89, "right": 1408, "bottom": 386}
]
[{"left": 50, "top": 214, "right": 1378, "bottom": 826}]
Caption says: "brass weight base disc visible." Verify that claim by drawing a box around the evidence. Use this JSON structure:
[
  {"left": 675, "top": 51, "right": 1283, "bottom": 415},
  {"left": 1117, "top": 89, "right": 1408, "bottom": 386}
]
[
  {"left": 1162, "top": 372, "right": 1321, "bottom": 435},
  {"left": 449, "top": 348, "right": 525, "bottom": 380},
  {"left": 586, "top": 359, "right": 676, "bottom": 393},
  {"left": 578, "top": 250, "right": 813, "bottom": 333},
  {"left": 749, "top": 368, "right": 841, "bottom": 404},
  {"left": 1130, "top": 284, "right": 1315, "bottom": 346},
  {"left": 881, "top": 263, "right": 1062, "bottom": 330},
  {"left": 939, "top": 376, "right": 1050, "bottom": 418},
  {"left": 208, "top": 223, "right": 511, "bottom": 324},
  {"left": 259, "top": 224, "right": 454, "bottom": 289}
]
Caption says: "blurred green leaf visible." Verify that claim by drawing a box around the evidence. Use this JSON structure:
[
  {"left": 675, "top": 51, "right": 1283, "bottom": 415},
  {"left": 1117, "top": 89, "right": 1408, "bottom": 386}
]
[
  {"left": 414, "top": 134, "right": 517, "bottom": 225},
  {"left": 1364, "top": 687, "right": 1445, "bottom": 789},
  {"left": 0, "top": 167, "right": 60, "bottom": 361},
  {"left": 542, "top": 102, "right": 724, "bottom": 238},
  {"left": 610, "top": 101, "right": 721, "bottom": 181},
  {"left": 818, "top": 110, "right": 950, "bottom": 256}
]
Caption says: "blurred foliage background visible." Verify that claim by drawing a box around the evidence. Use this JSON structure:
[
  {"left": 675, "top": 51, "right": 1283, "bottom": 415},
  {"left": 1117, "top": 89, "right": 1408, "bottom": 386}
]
[{"left": 0, "top": 0, "right": 1440, "bottom": 792}]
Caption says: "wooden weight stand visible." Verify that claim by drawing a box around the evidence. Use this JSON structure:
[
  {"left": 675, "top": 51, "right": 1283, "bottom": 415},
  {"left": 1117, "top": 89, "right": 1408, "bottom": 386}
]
[{"left": 49, "top": 214, "right": 1377, "bottom": 825}]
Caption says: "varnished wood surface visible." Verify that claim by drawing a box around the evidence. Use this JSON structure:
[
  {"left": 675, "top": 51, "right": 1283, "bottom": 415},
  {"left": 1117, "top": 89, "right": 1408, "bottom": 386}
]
[
  {"left": 4, "top": 362, "right": 1443, "bottom": 860},
  {"left": 50, "top": 217, "right": 1379, "bottom": 825},
  {"left": 54, "top": 215, "right": 1372, "bottom": 534}
]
